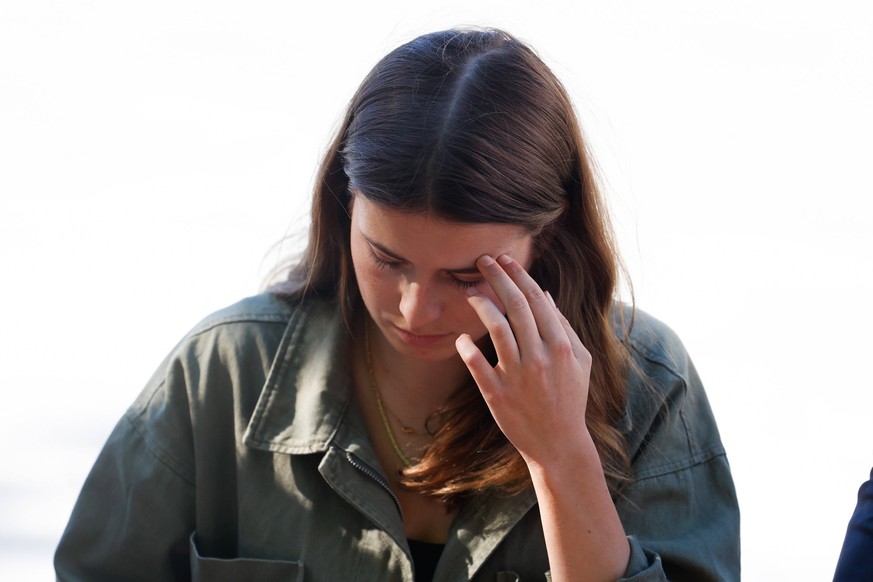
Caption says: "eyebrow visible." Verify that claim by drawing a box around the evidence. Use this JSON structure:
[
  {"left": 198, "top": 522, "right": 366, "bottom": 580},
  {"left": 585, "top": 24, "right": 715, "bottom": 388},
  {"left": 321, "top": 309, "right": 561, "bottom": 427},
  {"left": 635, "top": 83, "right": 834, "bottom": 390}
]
[{"left": 364, "top": 236, "right": 481, "bottom": 275}]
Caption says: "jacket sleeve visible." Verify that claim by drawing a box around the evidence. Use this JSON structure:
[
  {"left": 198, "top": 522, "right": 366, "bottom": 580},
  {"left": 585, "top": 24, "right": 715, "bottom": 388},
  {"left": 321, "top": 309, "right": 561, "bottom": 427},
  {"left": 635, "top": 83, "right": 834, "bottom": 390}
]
[
  {"left": 613, "top": 314, "right": 741, "bottom": 581},
  {"left": 55, "top": 361, "right": 198, "bottom": 582},
  {"left": 833, "top": 467, "right": 873, "bottom": 580}
]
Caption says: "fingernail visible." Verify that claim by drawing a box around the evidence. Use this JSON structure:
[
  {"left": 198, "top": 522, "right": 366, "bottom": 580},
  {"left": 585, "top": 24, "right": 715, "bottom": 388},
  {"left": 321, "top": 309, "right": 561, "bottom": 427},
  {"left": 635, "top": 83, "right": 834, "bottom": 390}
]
[
  {"left": 478, "top": 255, "right": 495, "bottom": 267},
  {"left": 496, "top": 254, "right": 512, "bottom": 266},
  {"left": 466, "top": 285, "right": 481, "bottom": 297}
]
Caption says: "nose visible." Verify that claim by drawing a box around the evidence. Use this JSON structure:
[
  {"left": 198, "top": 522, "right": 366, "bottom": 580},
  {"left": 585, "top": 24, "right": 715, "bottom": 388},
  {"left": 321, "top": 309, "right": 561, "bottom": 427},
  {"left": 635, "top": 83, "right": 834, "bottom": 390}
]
[{"left": 398, "top": 280, "right": 442, "bottom": 329}]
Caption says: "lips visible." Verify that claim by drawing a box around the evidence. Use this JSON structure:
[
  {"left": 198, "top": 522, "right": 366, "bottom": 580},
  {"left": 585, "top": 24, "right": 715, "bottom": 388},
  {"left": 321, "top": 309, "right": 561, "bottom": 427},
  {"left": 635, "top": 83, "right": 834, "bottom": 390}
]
[{"left": 392, "top": 325, "right": 453, "bottom": 347}]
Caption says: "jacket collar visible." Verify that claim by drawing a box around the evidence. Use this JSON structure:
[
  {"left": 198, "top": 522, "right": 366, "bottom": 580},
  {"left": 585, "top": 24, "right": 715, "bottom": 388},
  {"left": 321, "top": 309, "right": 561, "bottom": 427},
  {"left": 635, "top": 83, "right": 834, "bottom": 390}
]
[
  {"left": 243, "top": 299, "right": 358, "bottom": 454},
  {"left": 242, "top": 297, "right": 539, "bottom": 578}
]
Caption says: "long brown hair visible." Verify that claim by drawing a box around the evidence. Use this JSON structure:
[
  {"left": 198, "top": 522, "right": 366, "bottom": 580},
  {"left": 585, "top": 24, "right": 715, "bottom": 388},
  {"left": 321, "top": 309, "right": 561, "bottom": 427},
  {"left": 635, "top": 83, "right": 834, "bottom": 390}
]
[{"left": 274, "top": 28, "right": 632, "bottom": 505}]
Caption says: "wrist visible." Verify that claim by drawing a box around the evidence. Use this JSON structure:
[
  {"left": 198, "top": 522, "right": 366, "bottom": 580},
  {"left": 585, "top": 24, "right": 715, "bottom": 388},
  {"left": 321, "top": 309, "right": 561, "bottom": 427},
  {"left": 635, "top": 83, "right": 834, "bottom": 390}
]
[{"left": 524, "top": 430, "right": 602, "bottom": 485}]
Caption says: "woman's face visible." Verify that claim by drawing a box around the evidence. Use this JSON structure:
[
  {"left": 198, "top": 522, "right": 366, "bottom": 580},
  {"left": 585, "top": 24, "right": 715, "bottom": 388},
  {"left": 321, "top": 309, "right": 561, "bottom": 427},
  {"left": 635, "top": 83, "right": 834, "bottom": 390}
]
[{"left": 350, "top": 195, "right": 535, "bottom": 361}]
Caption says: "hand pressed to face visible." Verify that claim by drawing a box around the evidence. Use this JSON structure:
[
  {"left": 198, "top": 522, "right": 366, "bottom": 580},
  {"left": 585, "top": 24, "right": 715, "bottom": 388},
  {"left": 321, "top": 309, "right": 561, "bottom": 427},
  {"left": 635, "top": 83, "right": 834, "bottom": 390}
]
[
  {"left": 349, "top": 196, "right": 535, "bottom": 363},
  {"left": 455, "top": 254, "right": 594, "bottom": 467}
]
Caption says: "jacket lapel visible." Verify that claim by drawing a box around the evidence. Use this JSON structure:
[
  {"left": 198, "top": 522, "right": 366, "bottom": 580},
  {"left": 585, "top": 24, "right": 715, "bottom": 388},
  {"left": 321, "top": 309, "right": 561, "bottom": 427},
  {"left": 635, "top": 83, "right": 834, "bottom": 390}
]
[{"left": 243, "top": 298, "right": 539, "bottom": 581}]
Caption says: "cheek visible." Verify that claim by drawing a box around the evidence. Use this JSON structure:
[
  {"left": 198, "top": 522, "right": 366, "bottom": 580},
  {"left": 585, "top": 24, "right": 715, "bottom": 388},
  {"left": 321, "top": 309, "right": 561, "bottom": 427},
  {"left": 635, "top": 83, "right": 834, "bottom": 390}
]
[
  {"left": 350, "top": 247, "right": 377, "bottom": 299},
  {"left": 351, "top": 258, "right": 399, "bottom": 312},
  {"left": 354, "top": 267, "right": 392, "bottom": 305}
]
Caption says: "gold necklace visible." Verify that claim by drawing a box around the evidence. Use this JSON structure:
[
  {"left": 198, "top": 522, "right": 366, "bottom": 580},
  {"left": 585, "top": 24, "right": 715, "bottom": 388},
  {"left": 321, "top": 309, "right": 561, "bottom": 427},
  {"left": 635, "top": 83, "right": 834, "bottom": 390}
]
[{"left": 364, "top": 321, "right": 415, "bottom": 468}]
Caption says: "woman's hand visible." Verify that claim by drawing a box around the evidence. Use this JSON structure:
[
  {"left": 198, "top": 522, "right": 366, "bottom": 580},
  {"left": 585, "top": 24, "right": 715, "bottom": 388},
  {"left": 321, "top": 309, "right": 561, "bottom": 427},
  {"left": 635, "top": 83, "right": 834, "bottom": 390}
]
[
  {"left": 455, "top": 253, "right": 630, "bottom": 582},
  {"left": 454, "top": 253, "right": 594, "bottom": 467}
]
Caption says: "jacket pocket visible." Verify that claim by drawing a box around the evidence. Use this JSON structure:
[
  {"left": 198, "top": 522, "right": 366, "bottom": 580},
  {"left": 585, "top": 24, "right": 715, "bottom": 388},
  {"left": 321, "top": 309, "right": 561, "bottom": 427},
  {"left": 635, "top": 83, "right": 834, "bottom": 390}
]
[{"left": 190, "top": 534, "right": 304, "bottom": 581}]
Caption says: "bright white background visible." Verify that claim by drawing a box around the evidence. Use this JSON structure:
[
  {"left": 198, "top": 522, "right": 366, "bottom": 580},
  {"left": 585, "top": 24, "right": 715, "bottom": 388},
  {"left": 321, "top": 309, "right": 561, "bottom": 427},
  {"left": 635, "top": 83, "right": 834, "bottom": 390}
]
[{"left": 2, "top": 1, "right": 871, "bottom": 579}]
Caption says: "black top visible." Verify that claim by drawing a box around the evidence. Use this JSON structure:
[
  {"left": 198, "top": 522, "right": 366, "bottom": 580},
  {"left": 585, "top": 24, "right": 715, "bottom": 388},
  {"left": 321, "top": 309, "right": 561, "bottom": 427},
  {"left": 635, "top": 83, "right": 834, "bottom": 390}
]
[{"left": 408, "top": 539, "right": 445, "bottom": 582}]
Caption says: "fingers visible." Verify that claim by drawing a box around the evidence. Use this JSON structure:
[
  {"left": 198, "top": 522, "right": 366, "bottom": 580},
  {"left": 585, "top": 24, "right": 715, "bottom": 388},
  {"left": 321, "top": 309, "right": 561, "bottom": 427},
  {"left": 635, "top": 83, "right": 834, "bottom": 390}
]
[
  {"left": 551, "top": 294, "right": 591, "bottom": 365},
  {"left": 465, "top": 285, "right": 521, "bottom": 364},
  {"left": 455, "top": 333, "right": 499, "bottom": 394},
  {"left": 475, "top": 254, "right": 568, "bottom": 349}
]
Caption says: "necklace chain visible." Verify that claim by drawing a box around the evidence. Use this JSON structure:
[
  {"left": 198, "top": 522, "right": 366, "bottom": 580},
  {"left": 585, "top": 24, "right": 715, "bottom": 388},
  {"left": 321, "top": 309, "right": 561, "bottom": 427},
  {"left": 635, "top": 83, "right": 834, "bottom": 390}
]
[{"left": 364, "top": 320, "right": 415, "bottom": 468}]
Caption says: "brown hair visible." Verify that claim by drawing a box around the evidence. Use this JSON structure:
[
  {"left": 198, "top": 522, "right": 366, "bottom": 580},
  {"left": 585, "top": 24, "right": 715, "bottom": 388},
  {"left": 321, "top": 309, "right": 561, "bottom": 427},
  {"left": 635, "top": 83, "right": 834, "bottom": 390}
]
[{"left": 274, "top": 28, "right": 632, "bottom": 505}]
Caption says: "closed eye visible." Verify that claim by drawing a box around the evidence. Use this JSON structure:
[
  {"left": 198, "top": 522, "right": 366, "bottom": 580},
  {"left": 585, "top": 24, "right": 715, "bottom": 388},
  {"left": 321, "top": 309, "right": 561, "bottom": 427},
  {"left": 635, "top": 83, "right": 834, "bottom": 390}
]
[
  {"left": 369, "top": 249, "right": 403, "bottom": 271},
  {"left": 367, "top": 241, "right": 483, "bottom": 289},
  {"left": 450, "top": 275, "right": 483, "bottom": 289}
]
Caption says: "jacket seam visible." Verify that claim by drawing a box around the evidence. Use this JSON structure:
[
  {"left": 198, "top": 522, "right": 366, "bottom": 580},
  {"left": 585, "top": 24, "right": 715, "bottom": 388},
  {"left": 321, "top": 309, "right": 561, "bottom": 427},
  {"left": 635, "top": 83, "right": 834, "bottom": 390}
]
[
  {"left": 187, "top": 313, "right": 291, "bottom": 339},
  {"left": 624, "top": 356, "right": 723, "bottom": 481},
  {"left": 631, "top": 343, "right": 691, "bottom": 387},
  {"left": 632, "top": 448, "right": 728, "bottom": 482},
  {"left": 123, "top": 410, "right": 196, "bottom": 487}
]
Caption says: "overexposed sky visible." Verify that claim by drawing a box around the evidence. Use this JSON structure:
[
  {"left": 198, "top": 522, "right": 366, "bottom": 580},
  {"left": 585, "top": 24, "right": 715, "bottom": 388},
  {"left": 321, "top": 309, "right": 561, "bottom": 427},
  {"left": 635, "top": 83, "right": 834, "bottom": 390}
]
[{"left": 2, "top": 1, "right": 872, "bottom": 579}]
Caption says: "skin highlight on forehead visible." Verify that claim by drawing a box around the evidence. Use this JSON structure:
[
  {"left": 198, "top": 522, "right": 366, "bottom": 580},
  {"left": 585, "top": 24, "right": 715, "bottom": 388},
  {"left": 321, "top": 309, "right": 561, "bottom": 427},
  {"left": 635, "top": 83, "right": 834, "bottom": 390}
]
[{"left": 351, "top": 195, "right": 535, "bottom": 275}]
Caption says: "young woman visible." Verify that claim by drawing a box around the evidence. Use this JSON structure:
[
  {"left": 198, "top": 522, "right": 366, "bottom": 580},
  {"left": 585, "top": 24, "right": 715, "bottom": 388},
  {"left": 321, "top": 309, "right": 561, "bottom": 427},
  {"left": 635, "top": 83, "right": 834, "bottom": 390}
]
[{"left": 55, "top": 28, "right": 740, "bottom": 581}]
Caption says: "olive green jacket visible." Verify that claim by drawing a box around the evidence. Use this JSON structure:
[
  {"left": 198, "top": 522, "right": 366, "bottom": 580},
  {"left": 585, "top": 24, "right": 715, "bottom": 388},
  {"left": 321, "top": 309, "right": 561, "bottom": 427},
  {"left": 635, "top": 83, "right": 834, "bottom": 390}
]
[{"left": 55, "top": 294, "right": 740, "bottom": 581}]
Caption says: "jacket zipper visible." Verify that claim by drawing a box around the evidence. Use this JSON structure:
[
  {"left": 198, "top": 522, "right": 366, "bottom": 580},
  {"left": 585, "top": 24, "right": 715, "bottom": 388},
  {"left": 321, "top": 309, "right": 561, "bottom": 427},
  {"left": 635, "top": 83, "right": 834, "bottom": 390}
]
[{"left": 345, "top": 451, "right": 404, "bottom": 519}]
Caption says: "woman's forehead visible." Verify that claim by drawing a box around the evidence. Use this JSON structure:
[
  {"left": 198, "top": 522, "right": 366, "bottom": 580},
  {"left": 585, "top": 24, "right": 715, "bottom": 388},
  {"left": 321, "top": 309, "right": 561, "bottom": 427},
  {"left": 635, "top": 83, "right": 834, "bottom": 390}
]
[
  {"left": 351, "top": 195, "right": 533, "bottom": 265},
  {"left": 352, "top": 195, "right": 527, "bottom": 238}
]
